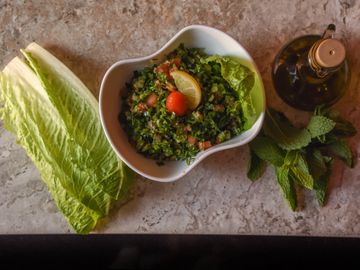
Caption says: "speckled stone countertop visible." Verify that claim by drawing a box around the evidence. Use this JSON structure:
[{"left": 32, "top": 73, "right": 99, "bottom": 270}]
[{"left": 1, "top": 0, "right": 360, "bottom": 235}]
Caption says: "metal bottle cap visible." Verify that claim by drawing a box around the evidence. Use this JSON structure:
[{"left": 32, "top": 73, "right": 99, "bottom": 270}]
[{"left": 315, "top": 38, "right": 345, "bottom": 68}]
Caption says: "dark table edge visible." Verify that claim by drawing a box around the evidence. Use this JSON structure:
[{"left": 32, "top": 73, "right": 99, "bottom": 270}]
[{"left": 1, "top": 234, "right": 360, "bottom": 268}]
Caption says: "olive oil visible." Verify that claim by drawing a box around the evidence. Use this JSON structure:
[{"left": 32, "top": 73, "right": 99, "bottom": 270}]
[{"left": 272, "top": 24, "right": 350, "bottom": 111}]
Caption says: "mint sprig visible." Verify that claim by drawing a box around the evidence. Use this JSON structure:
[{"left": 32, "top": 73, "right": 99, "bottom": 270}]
[
  {"left": 263, "top": 109, "right": 312, "bottom": 150},
  {"left": 247, "top": 107, "right": 356, "bottom": 210}
]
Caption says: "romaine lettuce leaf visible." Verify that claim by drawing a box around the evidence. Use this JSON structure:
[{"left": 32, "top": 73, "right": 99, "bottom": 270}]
[
  {"left": 0, "top": 43, "right": 132, "bottom": 233},
  {"left": 204, "top": 56, "right": 255, "bottom": 129}
]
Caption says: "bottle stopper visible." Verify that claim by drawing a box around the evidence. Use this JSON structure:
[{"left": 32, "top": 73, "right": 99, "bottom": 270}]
[
  {"left": 314, "top": 38, "right": 345, "bottom": 68},
  {"left": 308, "top": 24, "right": 346, "bottom": 77}
]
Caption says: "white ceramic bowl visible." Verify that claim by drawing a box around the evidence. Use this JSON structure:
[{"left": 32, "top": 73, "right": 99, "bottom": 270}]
[{"left": 99, "top": 25, "right": 266, "bottom": 182}]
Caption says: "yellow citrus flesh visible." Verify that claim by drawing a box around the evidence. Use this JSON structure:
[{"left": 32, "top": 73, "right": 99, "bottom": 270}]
[{"left": 170, "top": 70, "right": 202, "bottom": 110}]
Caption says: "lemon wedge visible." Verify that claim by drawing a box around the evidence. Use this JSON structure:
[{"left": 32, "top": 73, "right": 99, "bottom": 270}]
[{"left": 170, "top": 70, "right": 202, "bottom": 110}]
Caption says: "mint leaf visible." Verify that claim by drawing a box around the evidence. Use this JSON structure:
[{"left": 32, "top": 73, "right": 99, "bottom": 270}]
[
  {"left": 263, "top": 109, "right": 312, "bottom": 150},
  {"left": 305, "top": 149, "right": 333, "bottom": 206},
  {"left": 307, "top": 149, "right": 327, "bottom": 180},
  {"left": 332, "top": 121, "right": 357, "bottom": 137},
  {"left": 331, "top": 119, "right": 357, "bottom": 138},
  {"left": 249, "top": 136, "right": 285, "bottom": 166},
  {"left": 296, "top": 152, "right": 310, "bottom": 173},
  {"left": 326, "top": 139, "right": 354, "bottom": 167},
  {"left": 317, "top": 107, "right": 357, "bottom": 137},
  {"left": 275, "top": 166, "right": 297, "bottom": 211},
  {"left": 314, "top": 173, "right": 329, "bottom": 206},
  {"left": 290, "top": 167, "right": 314, "bottom": 190},
  {"left": 283, "top": 150, "right": 299, "bottom": 166},
  {"left": 289, "top": 153, "right": 314, "bottom": 190},
  {"left": 247, "top": 149, "right": 267, "bottom": 181},
  {"left": 307, "top": 115, "right": 336, "bottom": 138},
  {"left": 312, "top": 153, "right": 333, "bottom": 206},
  {"left": 283, "top": 151, "right": 314, "bottom": 189}
]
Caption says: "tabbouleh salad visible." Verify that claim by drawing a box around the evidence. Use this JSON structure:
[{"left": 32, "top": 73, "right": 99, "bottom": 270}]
[{"left": 120, "top": 44, "right": 256, "bottom": 164}]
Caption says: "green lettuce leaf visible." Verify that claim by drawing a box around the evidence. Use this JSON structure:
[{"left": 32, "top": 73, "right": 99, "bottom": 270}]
[
  {"left": 0, "top": 43, "right": 132, "bottom": 233},
  {"left": 204, "top": 56, "right": 255, "bottom": 129}
]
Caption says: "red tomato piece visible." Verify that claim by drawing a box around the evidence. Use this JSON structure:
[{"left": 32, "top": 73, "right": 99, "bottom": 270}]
[
  {"left": 187, "top": 135, "right": 197, "bottom": 145},
  {"left": 198, "top": 141, "right": 212, "bottom": 150},
  {"left": 157, "top": 63, "right": 171, "bottom": 80},
  {"left": 146, "top": 93, "right": 158, "bottom": 107},
  {"left": 166, "top": 91, "right": 188, "bottom": 116},
  {"left": 137, "top": 102, "right": 147, "bottom": 112},
  {"left": 171, "top": 57, "right": 181, "bottom": 67}
]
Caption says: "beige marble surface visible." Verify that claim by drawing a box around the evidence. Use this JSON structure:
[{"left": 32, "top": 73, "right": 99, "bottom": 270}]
[{"left": 1, "top": 0, "right": 360, "bottom": 235}]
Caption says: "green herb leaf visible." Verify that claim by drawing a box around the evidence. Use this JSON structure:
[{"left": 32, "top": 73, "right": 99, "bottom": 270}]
[
  {"left": 283, "top": 150, "right": 299, "bottom": 166},
  {"left": 332, "top": 120, "right": 357, "bottom": 137},
  {"left": 289, "top": 152, "right": 314, "bottom": 190},
  {"left": 290, "top": 167, "right": 314, "bottom": 190},
  {"left": 296, "top": 152, "right": 310, "bottom": 173},
  {"left": 275, "top": 166, "right": 297, "bottom": 211},
  {"left": 307, "top": 115, "right": 336, "bottom": 138},
  {"left": 314, "top": 174, "right": 329, "bottom": 207},
  {"left": 326, "top": 139, "right": 354, "bottom": 168},
  {"left": 307, "top": 149, "right": 328, "bottom": 180},
  {"left": 249, "top": 135, "right": 285, "bottom": 166},
  {"left": 308, "top": 150, "right": 333, "bottom": 206},
  {"left": 247, "top": 149, "right": 267, "bottom": 181},
  {"left": 316, "top": 106, "right": 356, "bottom": 137},
  {"left": 246, "top": 106, "right": 356, "bottom": 211},
  {"left": 263, "top": 109, "right": 312, "bottom": 150}
]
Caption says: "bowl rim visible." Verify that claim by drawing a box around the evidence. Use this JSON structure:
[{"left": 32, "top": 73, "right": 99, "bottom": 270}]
[{"left": 99, "top": 24, "right": 266, "bottom": 182}]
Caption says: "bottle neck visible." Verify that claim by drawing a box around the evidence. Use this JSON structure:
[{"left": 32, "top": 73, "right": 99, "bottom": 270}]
[
  {"left": 296, "top": 50, "right": 328, "bottom": 85},
  {"left": 296, "top": 39, "right": 344, "bottom": 84}
]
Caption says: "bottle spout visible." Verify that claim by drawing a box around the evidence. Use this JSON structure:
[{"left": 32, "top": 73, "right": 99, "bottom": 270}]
[{"left": 322, "top": 24, "right": 336, "bottom": 39}]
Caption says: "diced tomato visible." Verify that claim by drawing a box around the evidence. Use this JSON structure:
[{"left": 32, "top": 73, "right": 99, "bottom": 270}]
[
  {"left": 169, "top": 65, "right": 178, "bottom": 73},
  {"left": 137, "top": 102, "right": 147, "bottom": 112},
  {"left": 157, "top": 63, "right": 171, "bottom": 80},
  {"left": 146, "top": 93, "right": 158, "bottom": 107},
  {"left": 187, "top": 135, "right": 197, "bottom": 145},
  {"left": 157, "top": 63, "right": 169, "bottom": 74},
  {"left": 166, "top": 91, "right": 188, "bottom": 116},
  {"left": 172, "top": 57, "right": 181, "bottom": 67},
  {"left": 198, "top": 141, "right": 212, "bottom": 150}
]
